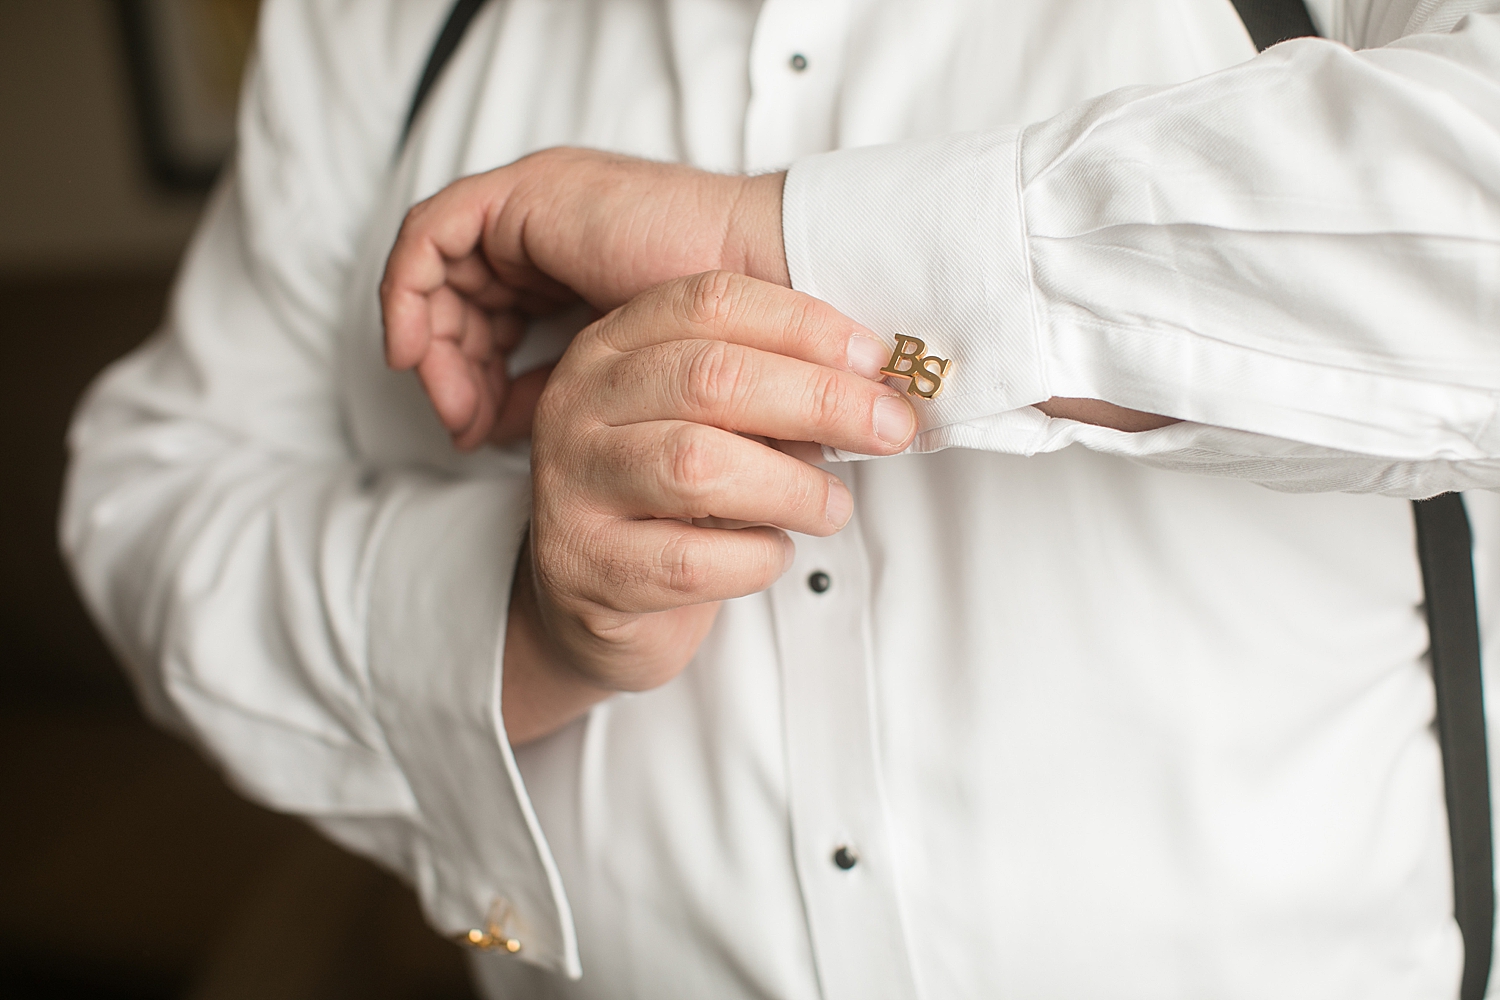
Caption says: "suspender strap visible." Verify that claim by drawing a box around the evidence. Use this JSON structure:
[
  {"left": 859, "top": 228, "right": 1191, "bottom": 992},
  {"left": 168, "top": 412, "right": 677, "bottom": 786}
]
[
  {"left": 399, "top": 0, "right": 493, "bottom": 152},
  {"left": 1226, "top": 3, "right": 1493, "bottom": 994},
  {"left": 403, "top": 0, "right": 1495, "bottom": 992},
  {"left": 1415, "top": 494, "right": 1495, "bottom": 1000},
  {"left": 1227, "top": 0, "right": 1317, "bottom": 51}
]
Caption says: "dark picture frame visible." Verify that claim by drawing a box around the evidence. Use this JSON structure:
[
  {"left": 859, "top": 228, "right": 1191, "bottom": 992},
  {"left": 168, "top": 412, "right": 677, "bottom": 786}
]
[{"left": 116, "top": 0, "right": 259, "bottom": 191}]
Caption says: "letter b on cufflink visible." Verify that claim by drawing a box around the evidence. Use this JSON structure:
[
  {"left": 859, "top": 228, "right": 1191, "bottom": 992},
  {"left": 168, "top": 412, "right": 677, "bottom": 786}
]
[{"left": 879, "top": 335, "right": 953, "bottom": 400}]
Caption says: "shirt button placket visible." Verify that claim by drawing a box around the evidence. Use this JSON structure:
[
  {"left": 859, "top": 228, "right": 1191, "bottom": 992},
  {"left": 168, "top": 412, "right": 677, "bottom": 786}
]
[
  {"left": 743, "top": 0, "right": 853, "bottom": 170},
  {"left": 768, "top": 526, "right": 920, "bottom": 1000}
]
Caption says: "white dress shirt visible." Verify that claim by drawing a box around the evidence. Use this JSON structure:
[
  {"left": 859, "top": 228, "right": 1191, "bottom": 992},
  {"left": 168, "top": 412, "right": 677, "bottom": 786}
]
[{"left": 59, "top": 0, "right": 1500, "bottom": 996}]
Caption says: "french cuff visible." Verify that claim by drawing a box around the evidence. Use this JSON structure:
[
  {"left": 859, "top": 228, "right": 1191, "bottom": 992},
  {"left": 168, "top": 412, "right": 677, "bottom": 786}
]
[
  {"left": 782, "top": 128, "right": 1046, "bottom": 450},
  {"left": 366, "top": 475, "right": 581, "bottom": 978}
]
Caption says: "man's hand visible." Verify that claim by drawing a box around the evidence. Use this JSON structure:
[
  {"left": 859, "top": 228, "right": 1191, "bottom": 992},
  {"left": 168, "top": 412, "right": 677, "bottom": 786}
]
[
  {"left": 380, "top": 148, "right": 787, "bottom": 449},
  {"left": 379, "top": 145, "right": 1175, "bottom": 452},
  {"left": 376, "top": 148, "right": 1175, "bottom": 745},
  {"left": 501, "top": 271, "right": 913, "bottom": 745}
]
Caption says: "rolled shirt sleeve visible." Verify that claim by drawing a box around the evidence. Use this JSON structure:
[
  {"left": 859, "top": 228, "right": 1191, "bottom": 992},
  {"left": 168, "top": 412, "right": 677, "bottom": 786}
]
[
  {"left": 786, "top": 1, "right": 1500, "bottom": 496},
  {"left": 60, "top": 0, "right": 580, "bottom": 977}
]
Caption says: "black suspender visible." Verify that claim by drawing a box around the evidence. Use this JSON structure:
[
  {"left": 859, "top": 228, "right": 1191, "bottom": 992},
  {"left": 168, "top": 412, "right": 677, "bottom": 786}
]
[
  {"left": 398, "top": 0, "right": 492, "bottom": 152},
  {"left": 1228, "top": 0, "right": 1318, "bottom": 50},
  {"left": 404, "top": 1, "right": 1494, "bottom": 993},
  {"left": 1415, "top": 493, "right": 1494, "bottom": 1000},
  {"left": 1229, "top": 5, "right": 1492, "bottom": 996}
]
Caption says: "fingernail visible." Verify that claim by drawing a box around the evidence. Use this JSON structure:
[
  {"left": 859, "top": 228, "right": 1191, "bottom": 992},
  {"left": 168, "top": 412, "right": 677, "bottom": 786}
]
[
  {"left": 825, "top": 477, "right": 853, "bottom": 529},
  {"left": 873, "top": 394, "right": 915, "bottom": 446},
  {"left": 847, "top": 333, "right": 890, "bottom": 380},
  {"left": 781, "top": 533, "right": 797, "bottom": 573}
]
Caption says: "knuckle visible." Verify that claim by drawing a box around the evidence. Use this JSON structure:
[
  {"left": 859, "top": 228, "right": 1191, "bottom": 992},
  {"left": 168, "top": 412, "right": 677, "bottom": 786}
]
[
  {"left": 531, "top": 384, "right": 569, "bottom": 443},
  {"left": 782, "top": 465, "right": 821, "bottom": 516},
  {"left": 782, "top": 296, "right": 827, "bottom": 355},
  {"left": 532, "top": 358, "right": 594, "bottom": 435},
  {"left": 529, "top": 539, "right": 567, "bottom": 597},
  {"left": 680, "top": 340, "right": 750, "bottom": 413},
  {"left": 402, "top": 196, "right": 436, "bottom": 231},
  {"left": 677, "top": 270, "right": 741, "bottom": 328},
  {"left": 532, "top": 411, "right": 601, "bottom": 499},
  {"left": 594, "top": 545, "right": 641, "bottom": 599},
  {"left": 530, "top": 448, "right": 570, "bottom": 499},
  {"left": 806, "top": 368, "right": 851, "bottom": 429},
  {"left": 657, "top": 534, "right": 711, "bottom": 597},
  {"left": 664, "top": 425, "right": 726, "bottom": 507},
  {"left": 528, "top": 517, "right": 578, "bottom": 594},
  {"left": 574, "top": 311, "right": 614, "bottom": 356},
  {"left": 536, "top": 509, "right": 623, "bottom": 605}
]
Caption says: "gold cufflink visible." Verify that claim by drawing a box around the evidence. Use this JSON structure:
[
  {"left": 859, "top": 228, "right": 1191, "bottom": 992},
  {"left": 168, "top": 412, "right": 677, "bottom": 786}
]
[
  {"left": 462, "top": 927, "right": 522, "bottom": 953},
  {"left": 879, "top": 335, "right": 953, "bottom": 399},
  {"left": 457, "top": 898, "right": 523, "bottom": 954}
]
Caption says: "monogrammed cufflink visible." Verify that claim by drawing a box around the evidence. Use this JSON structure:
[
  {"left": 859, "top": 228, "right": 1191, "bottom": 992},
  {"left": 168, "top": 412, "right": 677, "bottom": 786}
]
[
  {"left": 457, "top": 897, "right": 525, "bottom": 954},
  {"left": 879, "top": 335, "right": 953, "bottom": 399}
]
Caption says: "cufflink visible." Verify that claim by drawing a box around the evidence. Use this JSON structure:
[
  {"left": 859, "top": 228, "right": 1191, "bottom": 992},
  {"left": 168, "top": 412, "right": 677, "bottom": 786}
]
[
  {"left": 457, "top": 897, "right": 524, "bottom": 954},
  {"left": 879, "top": 335, "right": 953, "bottom": 399}
]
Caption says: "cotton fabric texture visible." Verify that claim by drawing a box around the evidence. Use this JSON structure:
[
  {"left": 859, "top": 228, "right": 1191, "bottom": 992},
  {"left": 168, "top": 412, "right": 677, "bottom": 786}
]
[{"left": 59, "top": 0, "right": 1500, "bottom": 997}]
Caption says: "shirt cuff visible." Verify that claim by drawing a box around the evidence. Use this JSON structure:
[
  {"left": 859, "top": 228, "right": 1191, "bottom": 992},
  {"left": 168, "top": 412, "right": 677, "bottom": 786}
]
[
  {"left": 366, "top": 474, "right": 581, "bottom": 978},
  {"left": 782, "top": 128, "right": 1046, "bottom": 435}
]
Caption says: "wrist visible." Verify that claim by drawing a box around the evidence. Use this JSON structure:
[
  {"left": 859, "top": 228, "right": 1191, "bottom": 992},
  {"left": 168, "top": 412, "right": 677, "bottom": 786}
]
[
  {"left": 501, "top": 535, "right": 614, "bottom": 746},
  {"left": 722, "top": 172, "right": 790, "bottom": 287},
  {"left": 1034, "top": 397, "right": 1179, "bottom": 432}
]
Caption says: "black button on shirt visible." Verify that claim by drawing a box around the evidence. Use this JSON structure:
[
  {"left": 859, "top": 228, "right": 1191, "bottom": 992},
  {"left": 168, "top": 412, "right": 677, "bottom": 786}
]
[{"left": 807, "top": 571, "right": 831, "bottom": 594}]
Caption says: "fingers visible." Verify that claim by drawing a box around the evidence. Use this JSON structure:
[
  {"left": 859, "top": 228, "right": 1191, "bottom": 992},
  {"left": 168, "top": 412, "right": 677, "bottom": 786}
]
[
  {"left": 562, "top": 270, "right": 915, "bottom": 455},
  {"left": 409, "top": 274, "right": 536, "bottom": 447},
  {"left": 490, "top": 364, "right": 555, "bottom": 445},
  {"left": 380, "top": 188, "right": 491, "bottom": 371},
  {"left": 380, "top": 168, "right": 576, "bottom": 372},
  {"left": 562, "top": 519, "right": 795, "bottom": 615},
  {"left": 418, "top": 345, "right": 498, "bottom": 451},
  {"left": 585, "top": 339, "right": 915, "bottom": 455},
  {"left": 583, "top": 421, "right": 852, "bottom": 536},
  {"left": 770, "top": 439, "right": 826, "bottom": 464},
  {"left": 589, "top": 270, "right": 890, "bottom": 379},
  {"left": 413, "top": 293, "right": 514, "bottom": 442}
]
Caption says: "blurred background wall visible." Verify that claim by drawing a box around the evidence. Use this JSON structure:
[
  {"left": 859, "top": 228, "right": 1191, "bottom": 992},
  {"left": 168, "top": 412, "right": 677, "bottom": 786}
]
[
  {"left": 0, "top": 0, "right": 204, "bottom": 276},
  {"left": 0, "top": 2, "right": 476, "bottom": 996}
]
